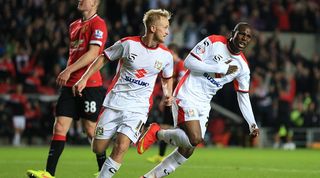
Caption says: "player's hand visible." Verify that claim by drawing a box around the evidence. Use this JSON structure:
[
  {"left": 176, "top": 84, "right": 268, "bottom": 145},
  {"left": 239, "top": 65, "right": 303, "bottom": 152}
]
[
  {"left": 163, "top": 95, "right": 174, "bottom": 106},
  {"left": 72, "top": 79, "right": 87, "bottom": 97},
  {"left": 56, "top": 69, "right": 71, "bottom": 86},
  {"left": 249, "top": 124, "right": 259, "bottom": 137},
  {"left": 226, "top": 65, "right": 238, "bottom": 75}
]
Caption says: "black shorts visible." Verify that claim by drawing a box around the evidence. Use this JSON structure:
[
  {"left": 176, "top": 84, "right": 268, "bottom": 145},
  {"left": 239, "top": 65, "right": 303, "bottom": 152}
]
[{"left": 56, "top": 86, "right": 106, "bottom": 122}]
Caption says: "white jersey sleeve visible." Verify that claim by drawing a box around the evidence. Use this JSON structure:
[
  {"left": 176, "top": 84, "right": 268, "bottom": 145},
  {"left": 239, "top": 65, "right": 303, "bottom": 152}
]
[
  {"left": 103, "top": 40, "right": 124, "bottom": 61},
  {"left": 184, "top": 37, "right": 229, "bottom": 74},
  {"left": 234, "top": 71, "right": 250, "bottom": 92},
  {"left": 237, "top": 92, "right": 258, "bottom": 132},
  {"left": 235, "top": 68, "right": 257, "bottom": 132},
  {"left": 162, "top": 55, "right": 174, "bottom": 78}
]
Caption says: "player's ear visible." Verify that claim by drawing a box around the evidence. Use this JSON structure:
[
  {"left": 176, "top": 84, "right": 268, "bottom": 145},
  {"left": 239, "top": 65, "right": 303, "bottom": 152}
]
[{"left": 150, "top": 25, "right": 157, "bottom": 33}]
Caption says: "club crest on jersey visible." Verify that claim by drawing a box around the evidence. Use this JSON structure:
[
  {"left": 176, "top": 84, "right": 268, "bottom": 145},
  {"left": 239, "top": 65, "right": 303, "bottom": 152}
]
[
  {"left": 81, "top": 25, "right": 88, "bottom": 34},
  {"left": 94, "top": 29, "right": 103, "bottom": 39},
  {"left": 154, "top": 60, "right": 163, "bottom": 70},
  {"left": 187, "top": 109, "right": 195, "bottom": 117},
  {"left": 196, "top": 44, "right": 206, "bottom": 54},
  {"left": 95, "top": 127, "right": 103, "bottom": 136}
]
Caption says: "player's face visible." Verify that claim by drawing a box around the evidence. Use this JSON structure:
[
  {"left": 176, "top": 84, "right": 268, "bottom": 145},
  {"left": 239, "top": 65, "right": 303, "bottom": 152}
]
[
  {"left": 153, "top": 17, "right": 170, "bottom": 43},
  {"left": 77, "top": 0, "right": 95, "bottom": 12},
  {"left": 232, "top": 26, "right": 252, "bottom": 51}
]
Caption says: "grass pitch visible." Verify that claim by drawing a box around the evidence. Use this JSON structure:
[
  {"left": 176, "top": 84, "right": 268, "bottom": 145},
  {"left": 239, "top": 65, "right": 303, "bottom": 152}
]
[{"left": 0, "top": 145, "right": 319, "bottom": 178}]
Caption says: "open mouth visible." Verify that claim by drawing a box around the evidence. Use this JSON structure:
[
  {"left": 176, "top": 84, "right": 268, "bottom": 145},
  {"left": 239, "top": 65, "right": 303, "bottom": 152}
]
[{"left": 238, "top": 42, "right": 246, "bottom": 48}]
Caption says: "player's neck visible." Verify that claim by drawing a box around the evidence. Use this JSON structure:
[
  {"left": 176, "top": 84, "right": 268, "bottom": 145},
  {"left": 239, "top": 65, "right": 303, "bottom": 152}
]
[
  {"left": 82, "top": 10, "right": 97, "bottom": 21},
  {"left": 227, "top": 38, "right": 240, "bottom": 54},
  {"left": 141, "top": 35, "right": 158, "bottom": 48}
]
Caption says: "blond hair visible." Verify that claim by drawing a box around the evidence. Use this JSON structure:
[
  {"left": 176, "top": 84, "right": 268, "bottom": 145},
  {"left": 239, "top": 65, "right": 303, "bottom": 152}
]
[{"left": 143, "top": 9, "right": 172, "bottom": 28}]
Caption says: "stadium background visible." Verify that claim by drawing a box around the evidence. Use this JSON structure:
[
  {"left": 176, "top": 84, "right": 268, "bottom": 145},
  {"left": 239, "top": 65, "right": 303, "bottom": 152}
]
[{"left": 0, "top": 0, "right": 319, "bottom": 149}]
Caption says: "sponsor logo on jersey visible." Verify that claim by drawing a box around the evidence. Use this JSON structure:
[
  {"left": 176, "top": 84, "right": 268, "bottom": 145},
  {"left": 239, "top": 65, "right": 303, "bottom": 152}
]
[
  {"left": 135, "top": 69, "right": 147, "bottom": 78},
  {"left": 94, "top": 29, "right": 103, "bottom": 39},
  {"left": 154, "top": 60, "right": 163, "bottom": 70},
  {"left": 125, "top": 76, "right": 150, "bottom": 87},
  {"left": 213, "top": 54, "right": 223, "bottom": 62},
  {"left": 128, "top": 53, "right": 137, "bottom": 62},
  {"left": 203, "top": 73, "right": 222, "bottom": 87}
]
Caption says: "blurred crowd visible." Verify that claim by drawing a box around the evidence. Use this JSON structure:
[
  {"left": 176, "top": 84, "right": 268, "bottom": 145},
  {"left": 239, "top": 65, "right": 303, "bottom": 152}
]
[{"left": 0, "top": 0, "right": 319, "bottom": 147}]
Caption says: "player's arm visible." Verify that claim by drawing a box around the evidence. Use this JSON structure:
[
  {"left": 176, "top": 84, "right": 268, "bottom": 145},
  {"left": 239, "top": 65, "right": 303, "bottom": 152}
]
[
  {"left": 161, "top": 77, "right": 173, "bottom": 106},
  {"left": 72, "top": 54, "right": 108, "bottom": 96},
  {"left": 56, "top": 44, "right": 101, "bottom": 86},
  {"left": 184, "top": 43, "right": 237, "bottom": 75},
  {"left": 237, "top": 92, "right": 259, "bottom": 136},
  {"left": 235, "top": 73, "right": 259, "bottom": 137},
  {"left": 73, "top": 40, "right": 124, "bottom": 96},
  {"left": 184, "top": 54, "right": 229, "bottom": 74}
]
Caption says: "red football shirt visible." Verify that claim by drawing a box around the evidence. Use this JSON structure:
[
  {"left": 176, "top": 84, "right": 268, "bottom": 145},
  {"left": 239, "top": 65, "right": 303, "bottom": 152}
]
[{"left": 66, "top": 14, "right": 108, "bottom": 87}]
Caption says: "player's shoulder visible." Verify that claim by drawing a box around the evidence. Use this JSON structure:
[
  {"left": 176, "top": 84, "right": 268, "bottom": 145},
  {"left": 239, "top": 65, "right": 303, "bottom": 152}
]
[
  {"left": 70, "top": 18, "right": 81, "bottom": 27},
  {"left": 120, "top": 36, "right": 141, "bottom": 43},
  {"left": 239, "top": 52, "right": 249, "bottom": 66},
  {"left": 92, "top": 15, "right": 106, "bottom": 24},
  {"left": 207, "top": 35, "right": 227, "bottom": 44},
  {"left": 158, "top": 44, "right": 171, "bottom": 54}
]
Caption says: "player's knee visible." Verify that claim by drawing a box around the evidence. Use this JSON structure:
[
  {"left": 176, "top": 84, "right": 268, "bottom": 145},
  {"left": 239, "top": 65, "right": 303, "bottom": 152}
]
[
  {"left": 188, "top": 135, "right": 202, "bottom": 147},
  {"left": 53, "top": 121, "right": 67, "bottom": 135},
  {"left": 85, "top": 127, "right": 95, "bottom": 139},
  {"left": 92, "top": 144, "right": 104, "bottom": 154},
  {"left": 83, "top": 122, "right": 96, "bottom": 138},
  {"left": 113, "top": 141, "right": 129, "bottom": 154}
]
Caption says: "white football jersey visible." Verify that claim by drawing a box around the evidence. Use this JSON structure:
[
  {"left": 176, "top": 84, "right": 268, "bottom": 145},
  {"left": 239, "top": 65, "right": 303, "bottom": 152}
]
[
  {"left": 103, "top": 36, "right": 173, "bottom": 114},
  {"left": 174, "top": 35, "right": 257, "bottom": 130}
]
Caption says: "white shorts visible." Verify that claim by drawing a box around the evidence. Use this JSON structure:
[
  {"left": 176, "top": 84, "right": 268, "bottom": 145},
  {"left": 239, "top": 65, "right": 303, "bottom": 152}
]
[
  {"left": 13, "top": 115, "right": 26, "bottom": 129},
  {"left": 94, "top": 107, "right": 147, "bottom": 143},
  {"left": 172, "top": 101, "right": 209, "bottom": 139}
]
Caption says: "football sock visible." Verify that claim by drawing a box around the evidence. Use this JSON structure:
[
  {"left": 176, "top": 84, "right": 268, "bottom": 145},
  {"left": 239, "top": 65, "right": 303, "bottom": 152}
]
[
  {"left": 144, "top": 148, "right": 187, "bottom": 177},
  {"left": 159, "top": 140, "right": 167, "bottom": 157},
  {"left": 98, "top": 156, "right": 121, "bottom": 178},
  {"left": 13, "top": 133, "right": 21, "bottom": 146},
  {"left": 96, "top": 152, "right": 106, "bottom": 171},
  {"left": 157, "top": 128, "right": 193, "bottom": 148},
  {"left": 46, "top": 134, "right": 66, "bottom": 176}
]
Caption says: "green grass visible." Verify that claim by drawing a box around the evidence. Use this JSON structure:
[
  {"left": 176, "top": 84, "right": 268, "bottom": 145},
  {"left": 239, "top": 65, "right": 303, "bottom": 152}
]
[{"left": 0, "top": 145, "right": 319, "bottom": 178}]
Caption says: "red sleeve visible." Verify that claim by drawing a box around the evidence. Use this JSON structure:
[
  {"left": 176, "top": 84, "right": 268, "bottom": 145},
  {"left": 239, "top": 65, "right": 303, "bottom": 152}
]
[{"left": 90, "top": 18, "right": 108, "bottom": 49}]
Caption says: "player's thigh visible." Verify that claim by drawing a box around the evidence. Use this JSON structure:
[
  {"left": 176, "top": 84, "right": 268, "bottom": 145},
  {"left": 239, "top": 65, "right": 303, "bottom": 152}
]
[
  {"left": 79, "top": 87, "right": 105, "bottom": 122},
  {"left": 94, "top": 108, "right": 121, "bottom": 140},
  {"left": 116, "top": 111, "right": 147, "bottom": 144},
  {"left": 81, "top": 119, "right": 96, "bottom": 138},
  {"left": 111, "top": 133, "right": 132, "bottom": 154},
  {"left": 173, "top": 105, "right": 208, "bottom": 142},
  {"left": 56, "top": 87, "right": 78, "bottom": 119}
]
